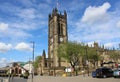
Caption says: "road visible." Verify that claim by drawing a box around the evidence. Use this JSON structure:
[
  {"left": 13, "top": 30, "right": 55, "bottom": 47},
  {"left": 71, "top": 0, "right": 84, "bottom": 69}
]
[
  {"left": 0, "top": 77, "right": 27, "bottom": 82},
  {"left": 1, "top": 75, "right": 120, "bottom": 82},
  {"left": 27, "top": 75, "right": 120, "bottom": 82},
  {"left": 11, "top": 77, "right": 27, "bottom": 82}
]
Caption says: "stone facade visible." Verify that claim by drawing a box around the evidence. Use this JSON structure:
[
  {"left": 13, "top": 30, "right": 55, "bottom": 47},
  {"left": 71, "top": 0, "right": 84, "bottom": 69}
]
[
  {"left": 37, "top": 8, "right": 68, "bottom": 75},
  {"left": 48, "top": 8, "right": 68, "bottom": 68}
]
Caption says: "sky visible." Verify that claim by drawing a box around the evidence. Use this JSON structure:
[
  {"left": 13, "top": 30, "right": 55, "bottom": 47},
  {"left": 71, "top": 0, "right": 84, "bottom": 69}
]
[{"left": 0, "top": 0, "right": 120, "bottom": 67}]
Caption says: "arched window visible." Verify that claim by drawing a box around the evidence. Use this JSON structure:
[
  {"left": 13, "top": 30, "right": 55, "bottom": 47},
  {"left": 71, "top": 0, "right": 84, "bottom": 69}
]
[
  {"left": 58, "top": 24, "right": 63, "bottom": 35},
  {"left": 19, "top": 69, "right": 22, "bottom": 74},
  {"left": 15, "top": 68, "right": 18, "bottom": 74},
  {"left": 12, "top": 69, "right": 14, "bottom": 74}
]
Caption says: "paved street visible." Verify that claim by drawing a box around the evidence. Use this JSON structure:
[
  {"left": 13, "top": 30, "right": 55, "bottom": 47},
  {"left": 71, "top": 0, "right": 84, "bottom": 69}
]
[
  {"left": 27, "top": 75, "right": 120, "bottom": 82},
  {"left": 10, "top": 77, "right": 27, "bottom": 82},
  {"left": 1, "top": 75, "right": 120, "bottom": 82},
  {"left": 0, "top": 77, "right": 27, "bottom": 82}
]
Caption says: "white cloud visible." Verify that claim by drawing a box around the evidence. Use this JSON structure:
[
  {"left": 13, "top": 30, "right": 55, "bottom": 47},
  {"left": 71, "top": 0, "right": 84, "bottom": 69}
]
[
  {"left": 81, "top": 2, "right": 111, "bottom": 23},
  {"left": 46, "top": 0, "right": 52, "bottom": 4},
  {"left": 0, "top": 58, "right": 7, "bottom": 67},
  {"left": 69, "top": 2, "right": 120, "bottom": 49},
  {"left": 18, "top": 8, "right": 36, "bottom": 19},
  {"left": 18, "top": 0, "right": 34, "bottom": 7},
  {"left": 0, "top": 58, "right": 6, "bottom": 63},
  {"left": 15, "top": 42, "right": 32, "bottom": 52},
  {"left": 0, "top": 22, "right": 32, "bottom": 43},
  {"left": 116, "top": 21, "right": 120, "bottom": 28},
  {"left": 0, "top": 22, "right": 8, "bottom": 31},
  {"left": 0, "top": 42, "right": 12, "bottom": 53},
  {"left": 12, "top": 22, "right": 40, "bottom": 30},
  {"left": 87, "top": 41, "right": 96, "bottom": 47},
  {"left": 0, "top": 58, "right": 14, "bottom": 67},
  {"left": 104, "top": 42, "right": 116, "bottom": 48}
]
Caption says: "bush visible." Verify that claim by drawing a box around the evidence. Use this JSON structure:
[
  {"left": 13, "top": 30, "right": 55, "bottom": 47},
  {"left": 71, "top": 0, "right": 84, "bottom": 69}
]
[{"left": 23, "top": 71, "right": 29, "bottom": 79}]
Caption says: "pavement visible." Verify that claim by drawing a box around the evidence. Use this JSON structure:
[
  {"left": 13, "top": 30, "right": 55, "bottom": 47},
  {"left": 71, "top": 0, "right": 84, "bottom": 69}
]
[
  {"left": 0, "top": 75, "right": 120, "bottom": 82},
  {"left": 27, "top": 75, "right": 120, "bottom": 82},
  {"left": 0, "top": 77, "right": 27, "bottom": 82}
]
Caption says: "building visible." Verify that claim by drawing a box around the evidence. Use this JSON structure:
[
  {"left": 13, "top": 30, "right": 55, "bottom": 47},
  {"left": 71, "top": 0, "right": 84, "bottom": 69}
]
[
  {"left": 0, "top": 62, "right": 29, "bottom": 76},
  {"left": 37, "top": 8, "right": 68, "bottom": 75},
  {"left": 38, "top": 8, "right": 120, "bottom": 76},
  {"left": 0, "top": 67, "right": 10, "bottom": 76},
  {"left": 9, "top": 63, "right": 26, "bottom": 76},
  {"left": 48, "top": 8, "right": 68, "bottom": 67}
]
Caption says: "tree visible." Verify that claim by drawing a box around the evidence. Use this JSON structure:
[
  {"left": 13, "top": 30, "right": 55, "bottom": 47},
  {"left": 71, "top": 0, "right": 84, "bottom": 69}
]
[
  {"left": 109, "top": 50, "right": 120, "bottom": 62},
  {"left": 88, "top": 48, "right": 100, "bottom": 68},
  {"left": 34, "top": 56, "right": 42, "bottom": 70},
  {"left": 58, "top": 42, "right": 85, "bottom": 75}
]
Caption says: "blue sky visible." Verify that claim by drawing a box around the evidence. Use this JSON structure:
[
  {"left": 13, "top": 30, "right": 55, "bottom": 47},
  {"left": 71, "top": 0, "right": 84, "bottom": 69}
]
[{"left": 0, "top": 0, "right": 120, "bottom": 67}]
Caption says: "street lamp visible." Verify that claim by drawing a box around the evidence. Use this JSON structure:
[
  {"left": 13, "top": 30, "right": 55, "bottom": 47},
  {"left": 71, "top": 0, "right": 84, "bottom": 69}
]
[{"left": 30, "top": 41, "right": 35, "bottom": 82}]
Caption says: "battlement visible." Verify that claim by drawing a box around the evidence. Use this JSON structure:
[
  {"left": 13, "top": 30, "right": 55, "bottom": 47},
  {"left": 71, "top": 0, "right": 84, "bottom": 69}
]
[{"left": 49, "top": 8, "right": 67, "bottom": 20}]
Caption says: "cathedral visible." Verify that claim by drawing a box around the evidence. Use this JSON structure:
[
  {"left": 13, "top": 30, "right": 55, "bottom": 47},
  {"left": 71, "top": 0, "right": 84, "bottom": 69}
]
[{"left": 38, "top": 8, "right": 119, "bottom": 76}]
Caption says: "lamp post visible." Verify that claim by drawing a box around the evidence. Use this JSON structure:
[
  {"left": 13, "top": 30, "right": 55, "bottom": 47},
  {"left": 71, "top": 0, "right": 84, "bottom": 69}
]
[{"left": 31, "top": 41, "right": 35, "bottom": 82}]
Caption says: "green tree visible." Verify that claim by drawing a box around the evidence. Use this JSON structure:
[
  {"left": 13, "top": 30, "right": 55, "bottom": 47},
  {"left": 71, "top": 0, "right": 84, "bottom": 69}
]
[
  {"left": 58, "top": 42, "right": 85, "bottom": 75},
  {"left": 34, "top": 56, "right": 42, "bottom": 69},
  {"left": 87, "top": 48, "right": 100, "bottom": 68},
  {"left": 109, "top": 50, "right": 120, "bottom": 62}
]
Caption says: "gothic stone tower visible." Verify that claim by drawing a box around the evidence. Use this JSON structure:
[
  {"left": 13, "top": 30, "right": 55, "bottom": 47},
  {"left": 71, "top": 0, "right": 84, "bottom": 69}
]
[{"left": 48, "top": 8, "right": 68, "bottom": 67}]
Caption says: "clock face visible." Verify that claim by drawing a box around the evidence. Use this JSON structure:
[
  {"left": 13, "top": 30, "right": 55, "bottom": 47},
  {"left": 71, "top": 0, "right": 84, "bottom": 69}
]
[{"left": 60, "top": 37, "right": 63, "bottom": 42}]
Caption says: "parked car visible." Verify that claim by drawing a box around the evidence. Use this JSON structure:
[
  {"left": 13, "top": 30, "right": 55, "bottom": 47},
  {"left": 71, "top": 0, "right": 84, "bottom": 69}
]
[
  {"left": 92, "top": 71, "right": 96, "bottom": 78},
  {"left": 95, "top": 67, "right": 113, "bottom": 78},
  {"left": 113, "top": 69, "right": 120, "bottom": 78}
]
